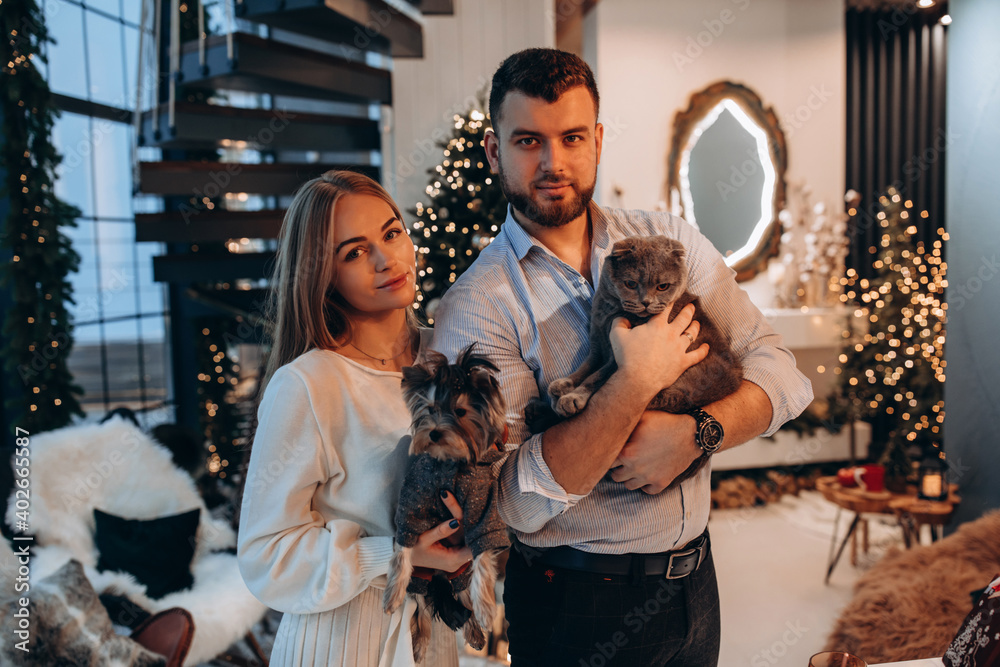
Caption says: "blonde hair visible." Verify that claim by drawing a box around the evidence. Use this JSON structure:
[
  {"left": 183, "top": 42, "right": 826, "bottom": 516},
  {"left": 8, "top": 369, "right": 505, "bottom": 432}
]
[{"left": 258, "top": 170, "right": 417, "bottom": 397}]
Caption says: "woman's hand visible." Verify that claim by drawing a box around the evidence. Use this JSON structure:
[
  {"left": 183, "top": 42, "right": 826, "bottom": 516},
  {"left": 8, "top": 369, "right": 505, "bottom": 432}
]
[{"left": 410, "top": 490, "right": 472, "bottom": 573}]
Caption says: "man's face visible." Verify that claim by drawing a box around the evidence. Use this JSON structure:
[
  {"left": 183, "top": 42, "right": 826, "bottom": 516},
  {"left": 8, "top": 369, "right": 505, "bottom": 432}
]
[{"left": 486, "top": 86, "right": 603, "bottom": 228}]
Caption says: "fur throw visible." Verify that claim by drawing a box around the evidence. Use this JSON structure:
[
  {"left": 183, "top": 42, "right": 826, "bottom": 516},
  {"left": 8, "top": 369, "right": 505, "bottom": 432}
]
[
  {"left": 3, "top": 418, "right": 266, "bottom": 666},
  {"left": 824, "top": 509, "right": 1000, "bottom": 662},
  {"left": 5, "top": 417, "right": 234, "bottom": 563},
  {"left": 0, "top": 558, "right": 166, "bottom": 666}
]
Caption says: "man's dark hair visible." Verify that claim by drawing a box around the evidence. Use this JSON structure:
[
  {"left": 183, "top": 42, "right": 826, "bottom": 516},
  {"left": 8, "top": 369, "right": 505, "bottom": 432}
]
[{"left": 488, "top": 48, "right": 600, "bottom": 135}]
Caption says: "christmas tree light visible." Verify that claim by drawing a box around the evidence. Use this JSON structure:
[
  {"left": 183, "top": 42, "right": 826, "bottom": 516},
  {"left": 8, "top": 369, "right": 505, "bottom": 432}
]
[
  {"left": 410, "top": 104, "right": 508, "bottom": 323},
  {"left": 831, "top": 187, "right": 947, "bottom": 482}
]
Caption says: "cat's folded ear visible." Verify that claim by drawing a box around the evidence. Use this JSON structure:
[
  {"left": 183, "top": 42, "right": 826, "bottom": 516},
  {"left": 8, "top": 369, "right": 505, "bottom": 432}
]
[
  {"left": 651, "top": 235, "right": 686, "bottom": 261},
  {"left": 610, "top": 239, "right": 636, "bottom": 259}
]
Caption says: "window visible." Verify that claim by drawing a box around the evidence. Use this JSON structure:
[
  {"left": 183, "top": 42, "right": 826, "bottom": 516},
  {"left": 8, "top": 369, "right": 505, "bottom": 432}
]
[{"left": 44, "top": 0, "right": 170, "bottom": 425}]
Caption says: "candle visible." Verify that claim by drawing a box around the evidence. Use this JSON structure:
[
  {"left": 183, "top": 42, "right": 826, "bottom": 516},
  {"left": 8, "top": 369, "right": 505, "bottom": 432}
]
[{"left": 922, "top": 472, "right": 942, "bottom": 499}]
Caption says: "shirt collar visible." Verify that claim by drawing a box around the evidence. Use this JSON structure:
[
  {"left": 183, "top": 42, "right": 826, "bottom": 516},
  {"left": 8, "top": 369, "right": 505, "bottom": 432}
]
[{"left": 502, "top": 200, "right": 615, "bottom": 262}]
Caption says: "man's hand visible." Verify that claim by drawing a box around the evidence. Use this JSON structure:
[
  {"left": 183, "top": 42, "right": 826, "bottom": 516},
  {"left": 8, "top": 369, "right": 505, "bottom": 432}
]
[
  {"left": 609, "top": 411, "right": 701, "bottom": 494},
  {"left": 610, "top": 303, "right": 709, "bottom": 401}
]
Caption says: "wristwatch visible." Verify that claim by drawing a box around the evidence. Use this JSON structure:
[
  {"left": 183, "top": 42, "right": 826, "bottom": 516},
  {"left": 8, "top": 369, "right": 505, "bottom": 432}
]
[{"left": 689, "top": 408, "right": 724, "bottom": 455}]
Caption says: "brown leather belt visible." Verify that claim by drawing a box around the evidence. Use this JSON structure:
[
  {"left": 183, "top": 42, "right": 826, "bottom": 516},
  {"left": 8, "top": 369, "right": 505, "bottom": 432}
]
[{"left": 512, "top": 530, "right": 709, "bottom": 580}]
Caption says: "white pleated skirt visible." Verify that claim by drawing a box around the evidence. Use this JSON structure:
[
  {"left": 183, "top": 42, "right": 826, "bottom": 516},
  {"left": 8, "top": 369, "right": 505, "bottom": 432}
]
[{"left": 268, "top": 586, "right": 461, "bottom": 667}]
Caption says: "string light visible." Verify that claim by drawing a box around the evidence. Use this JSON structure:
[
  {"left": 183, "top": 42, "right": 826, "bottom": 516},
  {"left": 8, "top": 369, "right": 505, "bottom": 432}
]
[{"left": 833, "top": 186, "right": 947, "bottom": 469}]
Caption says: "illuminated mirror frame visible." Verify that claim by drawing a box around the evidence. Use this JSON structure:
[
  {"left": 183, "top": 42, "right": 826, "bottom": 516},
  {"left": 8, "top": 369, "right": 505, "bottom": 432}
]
[{"left": 666, "top": 81, "right": 787, "bottom": 282}]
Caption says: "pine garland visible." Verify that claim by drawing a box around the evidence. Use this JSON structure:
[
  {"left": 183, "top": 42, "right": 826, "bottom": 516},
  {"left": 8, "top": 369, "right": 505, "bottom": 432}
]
[
  {"left": 411, "top": 102, "right": 507, "bottom": 323},
  {"left": 1, "top": 0, "right": 85, "bottom": 432}
]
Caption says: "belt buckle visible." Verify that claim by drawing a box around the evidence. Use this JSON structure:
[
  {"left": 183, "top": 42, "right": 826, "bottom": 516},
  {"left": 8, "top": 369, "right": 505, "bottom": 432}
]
[{"left": 664, "top": 545, "right": 703, "bottom": 580}]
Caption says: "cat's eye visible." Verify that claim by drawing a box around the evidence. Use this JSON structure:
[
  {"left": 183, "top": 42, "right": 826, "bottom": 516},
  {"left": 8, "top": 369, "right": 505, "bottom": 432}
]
[
  {"left": 455, "top": 407, "right": 467, "bottom": 417},
  {"left": 624, "top": 280, "right": 638, "bottom": 289},
  {"left": 656, "top": 283, "right": 671, "bottom": 291}
]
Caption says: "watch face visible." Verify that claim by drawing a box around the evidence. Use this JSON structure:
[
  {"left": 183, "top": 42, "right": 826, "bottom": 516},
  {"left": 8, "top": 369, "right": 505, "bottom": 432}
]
[{"left": 699, "top": 420, "right": 724, "bottom": 452}]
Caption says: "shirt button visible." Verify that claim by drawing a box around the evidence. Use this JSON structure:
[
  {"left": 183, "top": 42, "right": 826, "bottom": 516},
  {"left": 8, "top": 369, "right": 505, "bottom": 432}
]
[{"left": 578, "top": 277, "right": 585, "bottom": 284}]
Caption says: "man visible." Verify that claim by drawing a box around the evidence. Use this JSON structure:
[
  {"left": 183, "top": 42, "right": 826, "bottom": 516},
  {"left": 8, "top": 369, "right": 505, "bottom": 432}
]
[{"left": 432, "top": 48, "right": 812, "bottom": 666}]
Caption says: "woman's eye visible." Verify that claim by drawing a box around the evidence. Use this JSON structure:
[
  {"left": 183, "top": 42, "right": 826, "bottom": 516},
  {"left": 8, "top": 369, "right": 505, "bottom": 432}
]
[
  {"left": 657, "top": 283, "right": 670, "bottom": 291},
  {"left": 386, "top": 228, "right": 401, "bottom": 241},
  {"left": 455, "top": 407, "right": 467, "bottom": 417},
  {"left": 345, "top": 247, "right": 363, "bottom": 260},
  {"left": 624, "top": 280, "right": 638, "bottom": 289}
]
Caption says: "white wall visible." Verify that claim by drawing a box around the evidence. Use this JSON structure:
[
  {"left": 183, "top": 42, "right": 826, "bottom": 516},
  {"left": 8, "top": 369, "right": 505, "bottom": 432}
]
[
  {"left": 387, "top": 0, "right": 555, "bottom": 215},
  {"left": 390, "top": 0, "right": 845, "bottom": 306},
  {"left": 588, "top": 0, "right": 845, "bottom": 303}
]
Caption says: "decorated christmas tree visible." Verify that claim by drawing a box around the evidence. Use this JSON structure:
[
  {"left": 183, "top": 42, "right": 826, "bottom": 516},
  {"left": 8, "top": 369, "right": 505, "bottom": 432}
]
[
  {"left": 830, "top": 187, "right": 947, "bottom": 483},
  {"left": 410, "top": 104, "right": 508, "bottom": 323},
  {"left": 1, "top": 0, "right": 86, "bottom": 432}
]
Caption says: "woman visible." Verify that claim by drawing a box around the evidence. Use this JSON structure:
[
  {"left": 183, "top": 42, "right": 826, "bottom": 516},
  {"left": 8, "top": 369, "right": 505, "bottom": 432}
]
[{"left": 237, "top": 171, "right": 467, "bottom": 666}]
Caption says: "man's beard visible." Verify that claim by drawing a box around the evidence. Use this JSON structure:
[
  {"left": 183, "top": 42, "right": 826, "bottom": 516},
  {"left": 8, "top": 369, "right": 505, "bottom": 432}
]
[{"left": 497, "top": 153, "right": 596, "bottom": 228}]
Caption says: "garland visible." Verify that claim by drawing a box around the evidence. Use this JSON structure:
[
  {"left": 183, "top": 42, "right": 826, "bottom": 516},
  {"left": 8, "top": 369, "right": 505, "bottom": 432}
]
[{"left": 1, "top": 0, "right": 85, "bottom": 432}]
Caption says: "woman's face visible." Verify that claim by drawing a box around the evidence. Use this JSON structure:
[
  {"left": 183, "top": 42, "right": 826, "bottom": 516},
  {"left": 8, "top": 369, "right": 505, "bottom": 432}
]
[{"left": 330, "top": 193, "right": 416, "bottom": 316}]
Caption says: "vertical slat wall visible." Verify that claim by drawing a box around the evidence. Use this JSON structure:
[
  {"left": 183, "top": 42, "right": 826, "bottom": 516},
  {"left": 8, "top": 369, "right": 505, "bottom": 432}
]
[
  {"left": 845, "top": 7, "right": 948, "bottom": 279},
  {"left": 388, "top": 0, "right": 555, "bottom": 214}
]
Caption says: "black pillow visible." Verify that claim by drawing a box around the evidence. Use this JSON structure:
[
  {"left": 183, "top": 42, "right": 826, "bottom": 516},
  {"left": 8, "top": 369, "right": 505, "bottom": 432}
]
[{"left": 93, "top": 507, "right": 200, "bottom": 599}]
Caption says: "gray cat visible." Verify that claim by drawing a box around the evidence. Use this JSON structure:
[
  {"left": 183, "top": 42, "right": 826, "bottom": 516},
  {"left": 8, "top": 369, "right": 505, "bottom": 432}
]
[{"left": 527, "top": 234, "right": 743, "bottom": 487}]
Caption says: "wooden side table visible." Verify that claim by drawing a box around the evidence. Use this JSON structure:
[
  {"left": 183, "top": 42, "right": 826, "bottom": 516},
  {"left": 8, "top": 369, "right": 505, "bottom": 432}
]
[
  {"left": 818, "top": 476, "right": 960, "bottom": 584},
  {"left": 889, "top": 489, "right": 961, "bottom": 548}
]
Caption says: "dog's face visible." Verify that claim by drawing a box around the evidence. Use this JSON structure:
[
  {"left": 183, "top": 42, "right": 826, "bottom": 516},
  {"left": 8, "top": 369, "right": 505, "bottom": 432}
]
[{"left": 402, "top": 345, "right": 507, "bottom": 463}]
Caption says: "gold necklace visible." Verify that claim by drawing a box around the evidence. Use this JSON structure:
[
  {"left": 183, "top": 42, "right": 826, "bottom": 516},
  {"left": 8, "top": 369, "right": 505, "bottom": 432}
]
[{"left": 348, "top": 338, "right": 410, "bottom": 366}]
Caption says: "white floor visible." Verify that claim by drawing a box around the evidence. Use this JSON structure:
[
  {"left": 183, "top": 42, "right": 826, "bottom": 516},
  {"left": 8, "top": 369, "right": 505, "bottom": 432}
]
[
  {"left": 460, "top": 490, "right": 906, "bottom": 666},
  {"left": 710, "top": 490, "right": 902, "bottom": 667}
]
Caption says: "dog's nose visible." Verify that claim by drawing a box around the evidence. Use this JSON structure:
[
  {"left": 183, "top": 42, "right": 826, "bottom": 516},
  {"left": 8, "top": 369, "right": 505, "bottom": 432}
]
[{"left": 429, "top": 430, "right": 442, "bottom": 442}]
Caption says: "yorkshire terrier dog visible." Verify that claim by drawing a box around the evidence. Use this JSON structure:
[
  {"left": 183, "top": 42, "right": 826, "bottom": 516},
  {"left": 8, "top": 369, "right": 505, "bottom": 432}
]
[{"left": 384, "top": 344, "right": 511, "bottom": 661}]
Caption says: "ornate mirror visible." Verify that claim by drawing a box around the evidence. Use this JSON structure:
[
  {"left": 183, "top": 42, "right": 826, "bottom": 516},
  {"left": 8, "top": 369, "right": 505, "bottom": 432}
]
[{"left": 666, "top": 81, "right": 787, "bottom": 281}]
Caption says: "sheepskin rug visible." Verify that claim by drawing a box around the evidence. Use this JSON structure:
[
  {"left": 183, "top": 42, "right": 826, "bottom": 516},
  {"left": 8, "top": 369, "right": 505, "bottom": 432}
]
[
  {"left": 4, "top": 417, "right": 267, "bottom": 666},
  {"left": 823, "top": 508, "right": 1000, "bottom": 662}
]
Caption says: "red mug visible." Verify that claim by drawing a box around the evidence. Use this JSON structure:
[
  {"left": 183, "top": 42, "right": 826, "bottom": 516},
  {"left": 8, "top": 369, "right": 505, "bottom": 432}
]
[{"left": 853, "top": 464, "right": 885, "bottom": 492}]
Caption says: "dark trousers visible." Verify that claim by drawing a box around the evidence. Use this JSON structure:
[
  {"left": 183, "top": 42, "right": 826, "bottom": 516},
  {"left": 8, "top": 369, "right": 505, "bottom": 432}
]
[{"left": 503, "top": 536, "right": 721, "bottom": 667}]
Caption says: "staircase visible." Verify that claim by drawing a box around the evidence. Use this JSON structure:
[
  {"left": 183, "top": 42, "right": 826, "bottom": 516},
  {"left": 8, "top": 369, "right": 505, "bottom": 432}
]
[
  {"left": 131, "top": 0, "right": 452, "bottom": 454},
  {"left": 134, "top": 0, "right": 452, "bottom": 297}
]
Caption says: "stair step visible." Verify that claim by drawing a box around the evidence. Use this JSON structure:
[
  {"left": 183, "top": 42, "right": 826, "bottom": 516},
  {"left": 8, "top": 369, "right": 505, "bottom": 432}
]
[
  {"left": 136, "top": 208, "right": 286, "bottom": 242},
  {"left": 415, "top": 0, "right": 454, "bottom": 15},
  {"left": 236, "top": 0, "right": 424, "bottom": 58},
  {"left": 136, "top": 161, "right": 379, "bottom": 196},
  {"left": 139, "top": 103, "right": 380, "bottom": 152},
  {"left": 186, "top": 286, "right": 270, "bottom": 321},
  {"left": 153, "top": 251, "right": 275, "bottom": 283},
  {"left": 180, "top": 32, "right": 392, "bottom": 104}
]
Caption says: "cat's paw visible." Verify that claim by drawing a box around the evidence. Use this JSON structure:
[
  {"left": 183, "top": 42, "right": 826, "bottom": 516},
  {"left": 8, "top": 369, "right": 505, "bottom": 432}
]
[
  {"left": 548, "top": 377, "right": 575, "bottom": 398},
  {"left": 555, "top": 391, "right": 590, "bottom": 417}
]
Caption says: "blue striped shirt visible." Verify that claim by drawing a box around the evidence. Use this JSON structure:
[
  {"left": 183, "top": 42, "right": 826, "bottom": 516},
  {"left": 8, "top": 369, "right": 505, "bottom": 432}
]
[{"left": 431, "top": 202, "right": 813, "bottom": 554}]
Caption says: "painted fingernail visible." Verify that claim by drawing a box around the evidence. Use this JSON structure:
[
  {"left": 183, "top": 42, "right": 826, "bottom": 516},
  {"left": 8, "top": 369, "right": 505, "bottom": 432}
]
[
  {"left": 449, "top": 519, "right": 459, "bottom": 529},
  {"left": 440, "top": 489, "right": 449, "bottom": 498}
]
